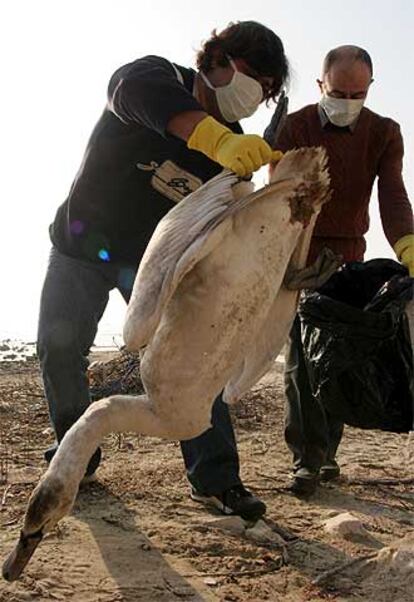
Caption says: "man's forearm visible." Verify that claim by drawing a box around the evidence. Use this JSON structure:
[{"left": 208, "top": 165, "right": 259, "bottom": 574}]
[{"left": 167, "top": 110, "right": 207, "bottom": 141}]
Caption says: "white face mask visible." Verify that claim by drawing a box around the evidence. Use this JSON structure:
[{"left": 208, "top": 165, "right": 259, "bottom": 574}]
[
  {"left": 200, "top": 58, "right": 263, "bottom": 123},
  {"left": 319, "top": 93, "right": 365, "bottom": 127}
]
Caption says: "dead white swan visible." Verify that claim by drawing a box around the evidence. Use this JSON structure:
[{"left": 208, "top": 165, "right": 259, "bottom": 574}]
[{"left": 3, "top": 147, "right": 330, "bottom": 581}]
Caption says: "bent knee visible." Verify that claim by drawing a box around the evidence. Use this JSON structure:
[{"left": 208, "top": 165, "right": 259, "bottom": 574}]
[
  {"left": 37, "top": 326, "right": 90, "bottom": 372},
  {"left": 38, "top": 326, "right": 79, "bottom": 358}
]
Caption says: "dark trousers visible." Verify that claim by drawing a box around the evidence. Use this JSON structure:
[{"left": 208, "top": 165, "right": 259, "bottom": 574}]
[
  {"left": 37, "top": 248, "right": 241, "bottom": 495},
  {"left": 284, "top": 316, "right": 344, "bottom": 473}
]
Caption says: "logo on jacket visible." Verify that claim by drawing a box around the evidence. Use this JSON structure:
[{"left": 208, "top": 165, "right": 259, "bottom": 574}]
[{"left": 136, "top": 160, "right": 203, "bottom": 203}]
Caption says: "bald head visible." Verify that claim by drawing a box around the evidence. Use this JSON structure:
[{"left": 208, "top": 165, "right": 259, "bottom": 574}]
[
  {"left": 318, "top": 45, "right": 373, "bottom": 101},
  {"left": 322, "top": 45, "right": 373, "bottom": 78}
]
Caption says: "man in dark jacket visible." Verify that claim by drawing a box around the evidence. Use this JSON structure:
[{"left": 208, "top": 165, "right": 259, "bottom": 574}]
[
  {"left": 38, "top": 21, "right": 289, "bottom": 520},
  {"left": 268, "top": 45, "right": 413, "bottom": 496}
]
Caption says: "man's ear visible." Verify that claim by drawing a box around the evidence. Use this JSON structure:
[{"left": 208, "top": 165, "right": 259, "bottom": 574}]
[
  {"left": 364, "top": 79, "right": 374, "bottom": 98},
  {"left": 316, "top": 78, "right": 324, "bottom": 93}
]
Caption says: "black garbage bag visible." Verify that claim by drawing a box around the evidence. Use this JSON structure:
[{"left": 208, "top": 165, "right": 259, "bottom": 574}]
[{"left": 299, "top": 259, "right": 413, "bottom": 433}]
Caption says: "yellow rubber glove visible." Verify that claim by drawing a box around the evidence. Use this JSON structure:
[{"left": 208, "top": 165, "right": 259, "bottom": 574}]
[
  {"left": 394, "top": 234, "right": 414, "bottom": 277},
  {"left": 187, "top": 115, "right": 283, "bottom": 177}
]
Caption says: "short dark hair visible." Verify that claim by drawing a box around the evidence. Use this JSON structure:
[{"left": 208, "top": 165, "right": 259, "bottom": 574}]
[
  {"left": 196, "top": 21, "right": 290, "bottom": 102},
  {"left": 323, "top": 45, "right": 373, "bottom": 77}
]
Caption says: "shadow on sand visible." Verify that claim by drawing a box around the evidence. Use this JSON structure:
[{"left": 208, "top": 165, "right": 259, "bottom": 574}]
[{"left": 75, "top": 480, "right": 214, "bottom": 601}]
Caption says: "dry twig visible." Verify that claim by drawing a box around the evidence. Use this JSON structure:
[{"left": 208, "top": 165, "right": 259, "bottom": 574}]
[
  {"left": 312, "top": 553, "right": 378, "bottom": 586},
  {"left": 183, "top": 560, "right": 284, "bottom": 579},
  {"left": 347, "top": 477, "right": 414, "bottom": 486},
  {"left": 1, "top": 484, "right": 11, "bottom": 508}
]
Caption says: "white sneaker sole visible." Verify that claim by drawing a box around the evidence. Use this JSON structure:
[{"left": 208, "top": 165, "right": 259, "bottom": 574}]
[{"left": 190, "top": 491, "right": 233, "bottom": 515}]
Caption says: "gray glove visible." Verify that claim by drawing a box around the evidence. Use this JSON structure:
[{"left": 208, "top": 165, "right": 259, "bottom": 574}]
[{"left": 283, "top": 247, "right": 343, "bottom": 291}]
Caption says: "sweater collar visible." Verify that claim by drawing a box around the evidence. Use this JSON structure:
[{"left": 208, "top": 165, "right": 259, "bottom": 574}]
[{"left": 317, "top": 104, "right": 359, "bottom": 133}]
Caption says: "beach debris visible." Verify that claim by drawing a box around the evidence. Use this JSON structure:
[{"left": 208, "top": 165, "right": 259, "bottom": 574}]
[{"left": 324, "top": 512, "right": 367, "bottom": 537}]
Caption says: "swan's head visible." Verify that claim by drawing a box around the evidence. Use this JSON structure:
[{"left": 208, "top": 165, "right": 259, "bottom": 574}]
[{"left": 2, "top": 474, "right": 75, "bottom": 581}]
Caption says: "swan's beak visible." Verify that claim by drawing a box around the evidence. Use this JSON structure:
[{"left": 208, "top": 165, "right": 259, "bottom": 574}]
[{"left": 2, "top": 529, "right": 43, "bottom": 581}]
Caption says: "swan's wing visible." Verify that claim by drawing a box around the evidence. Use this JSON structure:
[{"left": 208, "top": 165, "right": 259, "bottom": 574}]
[
  {"left": 224, "top": 148, "right": 332, "bottom": 402},
  {"left": 123, "top": 167, "right": 292, "bottom": 350},
  {"left": 223, "top": 286, "right": 298, "bottom": 404},
  {"left": 123, "top": 170, "right": 238, "bottom": 349},
  {"left": 124, "top": 147, "right": 330, "bottom": 352}
]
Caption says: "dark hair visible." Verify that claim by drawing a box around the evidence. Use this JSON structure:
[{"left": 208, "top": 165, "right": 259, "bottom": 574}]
[
  {"left": 323, "top": 45, "right": 373, "bottom": 77},
  {"left": 196, "top": 21, "right": 289, "bottom": 102}
]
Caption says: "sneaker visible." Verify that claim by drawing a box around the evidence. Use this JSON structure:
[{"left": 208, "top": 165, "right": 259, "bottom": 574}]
[
  {"left": 44, "top": 444, "right": 102, "bottom": 477},
  {"left": 288, "top": 467, "right": 319, "bottom": 497},
  {"left": 191, "top": 484, "right": 266, "bottom": 521},
  {"left": 320, "top": 460, "right": 340, "bottom": 482}
]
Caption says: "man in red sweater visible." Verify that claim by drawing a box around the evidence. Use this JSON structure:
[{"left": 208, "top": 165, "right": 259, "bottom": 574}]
[{"left": 269, "top": 45, "right": 414, "bottom": 496}]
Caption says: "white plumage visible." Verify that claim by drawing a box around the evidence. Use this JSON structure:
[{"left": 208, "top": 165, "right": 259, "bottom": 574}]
[{"left": 3, "top": 146, "right": 330, "bottom": 581}]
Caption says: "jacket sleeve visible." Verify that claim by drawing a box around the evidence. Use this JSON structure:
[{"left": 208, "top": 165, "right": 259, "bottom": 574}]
[
  {"left": 107, "top": 55, "right": 203, "bottom": 138},
  {"left": 377, "top": 120, "right": 413, "bottom": 246}
]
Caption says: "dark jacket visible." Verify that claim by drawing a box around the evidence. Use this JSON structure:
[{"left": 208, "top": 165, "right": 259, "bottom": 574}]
[{"left": 50, "top": 55, "right": 242, "bottom": 264}]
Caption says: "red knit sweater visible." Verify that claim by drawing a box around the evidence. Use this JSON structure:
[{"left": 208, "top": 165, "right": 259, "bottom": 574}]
[{"left": 275, "top": 104, "right": 413, "bottom": 263}]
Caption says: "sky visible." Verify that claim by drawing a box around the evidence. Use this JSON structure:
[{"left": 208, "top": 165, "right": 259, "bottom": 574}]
[{"left": 1, "top": 0, "right": 413, "bottom": 343}]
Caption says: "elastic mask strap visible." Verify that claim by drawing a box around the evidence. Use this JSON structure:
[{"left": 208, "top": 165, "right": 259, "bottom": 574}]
[{"left": 199, "top": 70, "right": 215, "bottom": 90}]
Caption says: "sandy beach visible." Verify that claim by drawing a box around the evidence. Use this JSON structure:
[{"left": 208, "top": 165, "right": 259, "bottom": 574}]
[{"left": 1, "top": 351, "right": 413, "bottom": 601}]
